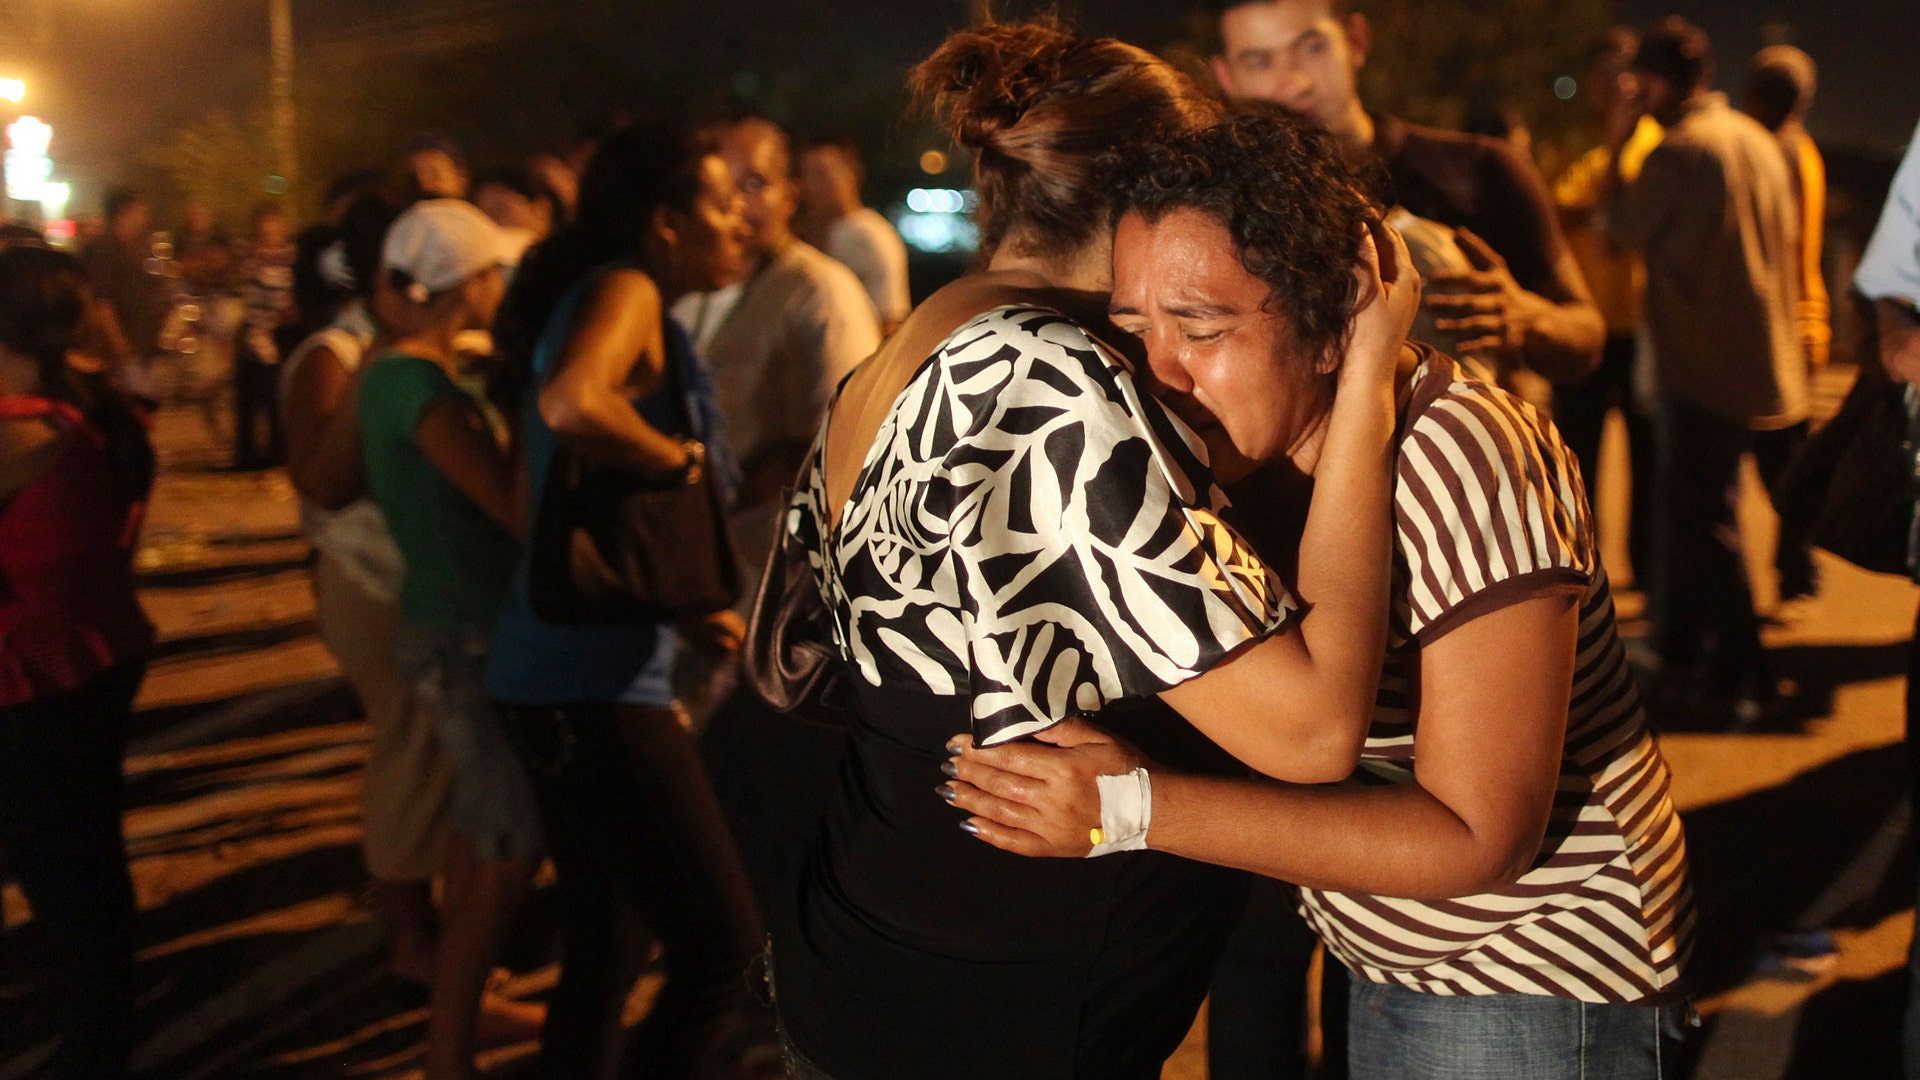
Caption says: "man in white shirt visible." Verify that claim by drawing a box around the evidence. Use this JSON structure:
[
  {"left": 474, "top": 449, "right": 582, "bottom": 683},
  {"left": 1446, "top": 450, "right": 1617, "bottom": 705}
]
[
  {"left": 1856, "top": 116, "right": 1920, "bottom": 1080},
  {"left": 670, "top": 116, "right": 882, "bottom": 582},
  {"left": 1858, "top": 119, "right": 1920, "bottom": 384},
  {"left": 797, "top": 134, "right": 912, "bottom": 335}
]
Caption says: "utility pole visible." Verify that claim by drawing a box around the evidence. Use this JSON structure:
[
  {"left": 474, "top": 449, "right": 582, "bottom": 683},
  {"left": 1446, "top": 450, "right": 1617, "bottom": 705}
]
[{"left": 269, "top": 0, "right": 297, "bottom": 197}]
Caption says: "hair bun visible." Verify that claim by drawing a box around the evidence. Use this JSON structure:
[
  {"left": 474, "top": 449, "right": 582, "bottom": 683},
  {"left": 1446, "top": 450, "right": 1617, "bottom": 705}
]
[{"left": 910, "top": 19, "right": 1081, "bottom": 153}]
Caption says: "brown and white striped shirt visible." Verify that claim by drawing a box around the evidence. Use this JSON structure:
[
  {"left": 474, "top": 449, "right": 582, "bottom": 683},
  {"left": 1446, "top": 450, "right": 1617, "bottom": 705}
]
[{"left": 1297, "top": 352, "right": 1694, "bottom": 1003}]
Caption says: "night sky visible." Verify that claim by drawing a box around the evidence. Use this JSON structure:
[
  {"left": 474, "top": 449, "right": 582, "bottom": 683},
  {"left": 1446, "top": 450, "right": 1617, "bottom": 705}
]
[{"left": 15, "top": 0, "right": 1920, "bottom": 214}]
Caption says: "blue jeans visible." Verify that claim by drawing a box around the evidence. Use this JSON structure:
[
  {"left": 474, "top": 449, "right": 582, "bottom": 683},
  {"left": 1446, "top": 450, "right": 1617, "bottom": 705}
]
[{"left": 1348, "top": 979, "right": 1686, "bottom": 1080}]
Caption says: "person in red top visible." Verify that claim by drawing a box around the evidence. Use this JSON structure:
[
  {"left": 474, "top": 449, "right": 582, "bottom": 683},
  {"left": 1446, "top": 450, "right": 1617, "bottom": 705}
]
[{"left": 0, "top": 244, "right": 156, "bottom": 1080}]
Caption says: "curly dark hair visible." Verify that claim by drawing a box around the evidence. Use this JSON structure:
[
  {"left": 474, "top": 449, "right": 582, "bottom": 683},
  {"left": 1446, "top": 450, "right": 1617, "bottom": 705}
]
[{"left": 1100, "top": 108, "right": 1377, "bottom": 371}]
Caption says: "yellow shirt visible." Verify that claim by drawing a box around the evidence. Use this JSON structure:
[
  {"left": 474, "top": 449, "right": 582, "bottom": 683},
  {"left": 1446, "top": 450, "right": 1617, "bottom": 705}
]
[
  {"left": 1782, "top": 124, "right": 1831, "bottom": 366},
  {"left": 1554, "top": 116, "right": 1662, "bottom": 332}
]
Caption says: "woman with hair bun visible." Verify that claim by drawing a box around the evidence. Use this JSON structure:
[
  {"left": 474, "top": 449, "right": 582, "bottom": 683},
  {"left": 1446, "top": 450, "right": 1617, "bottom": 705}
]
[{"left": 768, "top": 21, "right": 1418, "bottom": 1079}]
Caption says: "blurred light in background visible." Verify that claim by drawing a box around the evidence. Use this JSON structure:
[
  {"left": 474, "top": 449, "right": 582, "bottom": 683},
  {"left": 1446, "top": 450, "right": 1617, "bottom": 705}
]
[
  {"left": 896, "top": 188, "right": 978, "bottom": 254},
  {"left": 0, "top": 79, "right": 24, "bottom": 104},
  {"left": 919, "top": 149, "right": 949, "bottom": 175},
  {"left": 906, "top": 187, "right": 967, "bottom": 214},
  {"left": 1554, "top": 76, "right": 1577, "bottom": 101},
  {"left": 6, "top": 115, "right": 52, "bottom": 201},
  {"left": 39, "top": 179, "right": 69, "bottom": 220},
  {"left": 44, "top": 219, "right": 75, "bottom": 246}
]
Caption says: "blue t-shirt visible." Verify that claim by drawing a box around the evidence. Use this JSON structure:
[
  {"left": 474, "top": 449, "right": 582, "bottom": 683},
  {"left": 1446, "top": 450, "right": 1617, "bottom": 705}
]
[{"left": 484, "top": 269, "right": 733, "bottom": 706}]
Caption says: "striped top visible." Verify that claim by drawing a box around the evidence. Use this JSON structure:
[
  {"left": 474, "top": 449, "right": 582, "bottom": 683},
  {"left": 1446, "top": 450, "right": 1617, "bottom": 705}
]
[{"left": 1297, "top": 352, "right": 1694, "bottom": 1004}]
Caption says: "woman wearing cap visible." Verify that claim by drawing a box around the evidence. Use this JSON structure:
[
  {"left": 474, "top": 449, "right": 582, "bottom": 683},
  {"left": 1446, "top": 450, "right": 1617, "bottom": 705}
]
[
  {"left": 356, "top": 197, "right": 539, "bottom": 1080},
  {"left": 279, "top": 195, "right": 467, "bottom": 994}
]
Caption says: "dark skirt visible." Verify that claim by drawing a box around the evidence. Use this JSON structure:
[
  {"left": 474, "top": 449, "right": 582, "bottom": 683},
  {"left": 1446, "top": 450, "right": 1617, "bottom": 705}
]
[{"left": 772, "top": 681, "right": 1251, "bottom": 1080}]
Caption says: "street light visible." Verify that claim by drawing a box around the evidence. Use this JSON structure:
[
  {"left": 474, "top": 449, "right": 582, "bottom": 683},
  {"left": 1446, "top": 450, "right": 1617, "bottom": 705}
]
[
  {"left": 269, "top": 0, "right": 296, "bottom": 197},
  {"left": 6, "top": 114, "right": 51, "bottom": 201},
  {"left": 39, "top": 178, "right": 67, "bottom": 220}
]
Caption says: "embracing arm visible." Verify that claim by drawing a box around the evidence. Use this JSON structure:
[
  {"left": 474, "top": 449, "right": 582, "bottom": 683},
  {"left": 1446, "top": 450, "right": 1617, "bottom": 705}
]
[
  {"left": 955, "top": 591, "right": 1576, "bottom": 898},
  {"left": 537, "top": 267, "right": 689, "bottom": 474},
  {"left": 1155, "top": 225, "right": 1414, "bottom": 783},
  {"left": 1151, "top": 593, "right": 1573, "bottom": 896},
  {"left": 1157, "top": 367, "right": 1396, "bottom": 782}
]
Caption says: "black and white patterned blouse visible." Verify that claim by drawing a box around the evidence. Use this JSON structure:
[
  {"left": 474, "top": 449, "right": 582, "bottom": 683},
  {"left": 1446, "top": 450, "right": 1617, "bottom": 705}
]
[{"left": 788, "top": 304, "right": 1295, "bottom": 746}]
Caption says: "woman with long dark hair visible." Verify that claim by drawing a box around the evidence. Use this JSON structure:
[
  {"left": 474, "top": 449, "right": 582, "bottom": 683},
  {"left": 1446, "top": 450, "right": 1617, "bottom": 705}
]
[
  {"left": 768, "top": 22, "right": 1416, "bottom": 1079},
  {"left": 0, "top": 245, "right": 156, "bottom": 1080},
  {"left": 485, "top": 124, "right": 774, "bottom": 1079}
]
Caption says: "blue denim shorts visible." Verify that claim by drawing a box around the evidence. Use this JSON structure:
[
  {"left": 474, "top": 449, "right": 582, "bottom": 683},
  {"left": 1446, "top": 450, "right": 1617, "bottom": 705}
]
[
  {"left": 392, "top": 623, "right": 544, "bottom": 862},
  {"left": 1348, "top": 978, "right": 1690, "bottom": 1080}
]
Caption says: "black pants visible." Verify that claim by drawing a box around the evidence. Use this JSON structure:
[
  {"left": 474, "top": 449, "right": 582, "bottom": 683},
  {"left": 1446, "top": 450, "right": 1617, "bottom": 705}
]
[
  {"left": 698, "top": 685, "right": 848, "bottom": 916},
  {"left": 232, "top": 345, "right": 284, "bottom": 469},
  {"left": 1752, "top": 419, "right": 1817, "bottom": 599},
  {"left": 502, "top": 701, "right": 766, "bottom": 1080},
  {"left": 0, "top": 663, "right": 144, "bottom": 1080},
  {"left": 1553, "top": 332, "right": 1656, "bottom": 585},
  {"left": 1651, "top": 398, "right": 1807, "bottom": 686},
  {"left": 1207, "top": 876, "right": 1348, "bottom": 1080}
]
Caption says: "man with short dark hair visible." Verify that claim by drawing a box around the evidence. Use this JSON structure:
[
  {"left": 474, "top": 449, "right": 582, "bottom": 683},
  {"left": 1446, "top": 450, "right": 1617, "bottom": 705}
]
[
  {"left": 79, "top": 188, "right": 167, "bottom": 379},
  {"left": 671, "top": 116, "right": 881, "bottom": 578},
  {"left": 404, "top": 133, "right": 471, "bottom": 203},
  {"left": 1602, "top": 17, "right": 1805, "bottom": 715},
  {"left": 1743, "top": 44, "right": 1826, "bottom": 602},
  {"left": 1209, "top": 0, "right": 1604, "bottom": 384},
  {"left": 233, "top": 202, "right": 295, "bottom": 469},
  {"left": 797, "top": 134, "right": 911, "bottom": 335}
]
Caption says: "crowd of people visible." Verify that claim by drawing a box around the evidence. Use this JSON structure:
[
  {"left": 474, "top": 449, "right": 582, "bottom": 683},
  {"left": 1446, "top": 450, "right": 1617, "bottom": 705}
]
[{"left": 0, "top": 1, "right": 1915, "bottom": 1079}]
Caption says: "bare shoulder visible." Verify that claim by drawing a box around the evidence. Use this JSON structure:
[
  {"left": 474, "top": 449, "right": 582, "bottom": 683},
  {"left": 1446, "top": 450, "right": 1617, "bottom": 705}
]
[{"left": 584, "top": 266, "right": 662, "bottom": 317}]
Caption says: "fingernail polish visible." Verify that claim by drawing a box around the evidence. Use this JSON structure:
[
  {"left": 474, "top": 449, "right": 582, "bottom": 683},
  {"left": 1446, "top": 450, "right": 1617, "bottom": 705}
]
[
  {"left": 936, "top": 783, "right": 957, "bottom": 802},
  {"left": 945, "top": 739, "right": 964, "bottom": 755},
  {"left": 941, "top": 759, "right": 959, "bottom": 778},
  {"left": 959, "top": 820, "right": 981, "bottom": 835}
]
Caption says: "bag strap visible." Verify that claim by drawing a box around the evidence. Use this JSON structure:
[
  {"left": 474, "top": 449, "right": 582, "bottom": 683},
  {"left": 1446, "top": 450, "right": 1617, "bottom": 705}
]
[{"left": 661, "top": 321, "right": 702, "bottom": 440}]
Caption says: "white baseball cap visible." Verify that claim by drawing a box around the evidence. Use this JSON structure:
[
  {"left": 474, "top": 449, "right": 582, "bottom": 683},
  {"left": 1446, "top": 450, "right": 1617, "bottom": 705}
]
[{"left": 381, "top": 198, "right": 519, "bottom": 301}]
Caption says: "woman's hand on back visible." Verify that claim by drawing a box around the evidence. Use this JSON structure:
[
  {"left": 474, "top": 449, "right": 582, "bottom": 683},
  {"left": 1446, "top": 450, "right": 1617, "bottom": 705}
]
[{"left": 945, "top": 720, "right": 1149, "bottom": 858}]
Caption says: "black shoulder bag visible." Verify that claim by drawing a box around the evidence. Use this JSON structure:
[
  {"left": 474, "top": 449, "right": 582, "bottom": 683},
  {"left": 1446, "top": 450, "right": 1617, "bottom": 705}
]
[
  {"left": 527, "top": 329, "right": 742, "bottom": 625},
  {"left": 742, "top": 484, "right": 851, "bottom": 727}
]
